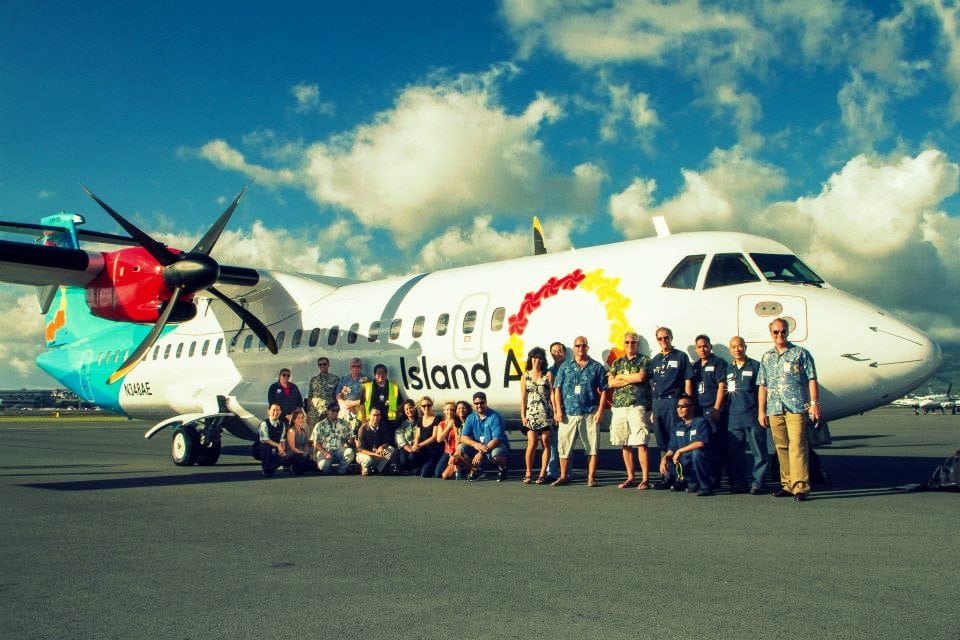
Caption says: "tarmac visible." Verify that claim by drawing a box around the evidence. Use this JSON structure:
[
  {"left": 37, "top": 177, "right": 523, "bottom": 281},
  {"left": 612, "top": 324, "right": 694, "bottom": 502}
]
[{"left": 0, "top": 407, "right": 957, "bottom": 640}]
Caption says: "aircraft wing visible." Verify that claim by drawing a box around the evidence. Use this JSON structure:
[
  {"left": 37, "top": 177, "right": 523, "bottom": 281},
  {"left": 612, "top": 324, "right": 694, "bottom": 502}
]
[{"left": 0, "top": 238, "right": 104, "bottom": 287}]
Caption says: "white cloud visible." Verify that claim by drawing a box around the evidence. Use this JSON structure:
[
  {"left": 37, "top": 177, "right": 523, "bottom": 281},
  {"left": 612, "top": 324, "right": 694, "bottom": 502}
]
[
  {"left": 0, "top": 288, "right": 54, "bottom": 388},
  {"left": 838, "top": 71, "right": 891, "bottom": 151},
  {"left": 414, "top": 215, "right": 575, "bottom": 271},
  {"left": 197, "top": 140, "right": 298, "bottom": 187},
  {"left": 609, "top": 146, "right": 786, "bottom": 237},
  {"left": 599, "top": 78, "right": 659, "bottom": 143},
  {"left": 923, "top": 0, "right": 960, "bottom": 121},
  {"left": 291, "top": 83, "right": 335, "bottom": 115}
]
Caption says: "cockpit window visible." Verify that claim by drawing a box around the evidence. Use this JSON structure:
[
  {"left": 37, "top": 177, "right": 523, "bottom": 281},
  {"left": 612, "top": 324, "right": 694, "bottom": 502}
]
[
  {"left": 662, "top": 255, "right": 705, "bottom": 290},
  {"left": 750, "top": 253, "right": 824, "bottom": 286},
  {"left": 704, "top": 253, "right": 761, "bottom": 289}
]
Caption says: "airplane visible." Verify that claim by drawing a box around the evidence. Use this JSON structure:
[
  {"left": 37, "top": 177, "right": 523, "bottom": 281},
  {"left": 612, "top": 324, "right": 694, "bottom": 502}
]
[
  {"left": 890, "top": 384, "right": 955, "bottom": 414},
  {"left": 0, "top": 185, "right": 943, "bottom": 466}
]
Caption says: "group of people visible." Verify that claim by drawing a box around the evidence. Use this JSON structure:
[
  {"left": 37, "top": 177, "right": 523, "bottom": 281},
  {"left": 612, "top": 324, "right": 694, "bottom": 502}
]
[
  {"left": 257, "top": 355, "right": 510, "bottom": 481},
  {"left": 256, "top": 317, "right": 822, "bottom": 502}
]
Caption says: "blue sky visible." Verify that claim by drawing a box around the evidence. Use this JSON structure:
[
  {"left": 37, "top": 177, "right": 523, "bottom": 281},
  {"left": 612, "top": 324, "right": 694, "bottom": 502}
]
[{"left": 2, "top": 0, "right": 960, "bottom": 388}]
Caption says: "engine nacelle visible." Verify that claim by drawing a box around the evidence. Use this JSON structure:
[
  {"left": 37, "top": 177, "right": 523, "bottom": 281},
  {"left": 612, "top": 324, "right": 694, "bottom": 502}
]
[{"left": 85, "top": 246, "right": 196, "bottom": 323}]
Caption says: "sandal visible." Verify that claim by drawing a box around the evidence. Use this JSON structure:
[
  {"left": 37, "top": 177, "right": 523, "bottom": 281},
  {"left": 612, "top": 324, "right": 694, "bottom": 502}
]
[
  {"left": 618, "top": 479, "right": 637, "bottom": 489},
  {"left": 535, "top": 475, "right": 547, "bottom": 485},
  {"left": 636, "top": 481, "right": 651, "bottom": 491},
  {"left": 523, "top": 475, "right": 532, "bottom": 484}
]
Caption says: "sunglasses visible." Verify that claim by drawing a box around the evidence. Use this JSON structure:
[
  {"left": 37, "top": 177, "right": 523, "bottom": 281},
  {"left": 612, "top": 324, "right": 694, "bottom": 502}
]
[
  {"left": 772, "top": 329, "right": 788, "bottom": 335},
  {"left": 420, "top": 403, "right": 432, "bottom": 408},
  {"left": 280, "top": 373, "right": 290, "bottom": 377},
  {"left": 656, "top": 336, "right": 671, "bottom": 341}
]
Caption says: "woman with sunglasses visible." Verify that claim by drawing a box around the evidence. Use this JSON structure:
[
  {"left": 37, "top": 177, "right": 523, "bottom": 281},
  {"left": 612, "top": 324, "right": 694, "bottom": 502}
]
[{"left": 414, "top": 396, "right": 442, "bottom": 478}]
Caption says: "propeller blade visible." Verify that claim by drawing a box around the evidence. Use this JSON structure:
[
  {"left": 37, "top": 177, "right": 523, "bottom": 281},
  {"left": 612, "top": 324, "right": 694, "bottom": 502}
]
[
  {"left": 191, "top": 181, "right": 252, "bottom": 256},
  {"left": 207, "top": 286, "right": 278, "bottom": 354},
  {"left": 80, "top": 184, "right": 176, "bottom": 267},
  {"left": 107, "top": 288, "right": 183, "bottom": 384}
]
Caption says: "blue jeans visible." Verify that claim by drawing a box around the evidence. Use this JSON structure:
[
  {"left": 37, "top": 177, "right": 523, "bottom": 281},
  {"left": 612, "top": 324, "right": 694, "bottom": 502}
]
[{"left": 546, "top": 430, "right": 559, "bottom": 477}]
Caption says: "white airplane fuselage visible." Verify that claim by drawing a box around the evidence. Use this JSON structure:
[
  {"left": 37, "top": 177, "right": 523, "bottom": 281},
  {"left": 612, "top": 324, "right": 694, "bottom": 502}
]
[{"left": 40, "top": 231, "right": 940, "bottom": 436}]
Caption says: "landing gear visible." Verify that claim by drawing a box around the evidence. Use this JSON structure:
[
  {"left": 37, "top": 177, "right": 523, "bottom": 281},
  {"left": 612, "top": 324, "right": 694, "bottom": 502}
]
[
  {"left": 170, "top": 420, "right": 224, "bottom": 466},
  {"left": 171, "top": 426, "right": 200, "bottom": 466},
  {"left": 196, "top": 439, "right": 222, "bottom": 466}
]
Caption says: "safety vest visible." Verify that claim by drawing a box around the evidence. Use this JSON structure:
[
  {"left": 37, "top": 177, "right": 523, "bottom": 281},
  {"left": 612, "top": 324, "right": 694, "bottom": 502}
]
[{"left": 363, "top": 380, "right": 399, "bottom": 421}]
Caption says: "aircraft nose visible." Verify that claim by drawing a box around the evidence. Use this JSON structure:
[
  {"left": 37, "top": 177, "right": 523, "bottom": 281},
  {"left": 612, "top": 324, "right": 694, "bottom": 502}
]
[{"left": 866, "top": 317, "right": 941, "bottom": 400}]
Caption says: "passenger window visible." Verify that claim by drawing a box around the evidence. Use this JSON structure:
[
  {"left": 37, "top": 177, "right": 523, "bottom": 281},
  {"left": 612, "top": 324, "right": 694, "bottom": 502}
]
[
  {"left": 275, "top": 331, "right": 285, "bottom": 350},
  {"left": 291, "top": 329, "right": 302, "bottom": 349},
  {"left": 123, "top": 349, "right": 130, "bottom": 362},
  {"left": 490, "top": 307, "right": 505, "bottom": 331},
  {"left": 175, "top": 343, "right": 184, "bottom": 358},
  {"left": 98, "top": 352, "right": 106, "bottom": 366},
  {"left": 243, "top": 335, "right": 254, "bottom": 352},
  {"left": 368, "top": 321, "right": 380, "bottom": 342},
  {"left": 258, "top": 338, "right": 266, "bottom": 352},
  {"left": 412, "top": 316, "right": 425, "bottom": 339},
  {"left": 390, "top": 319, "right": 402, "bottom": 340},
  {"left": 462, "top": 310, "right": 477, "bottom": 335},
  {"left": 163, "top": 344, "right": 172, "bottom": 359},
  {"left": 309, "top": 328, "right": 321, "bottom": 347},
  {"left": 347, "top": 323, "right": 359, "bottom": 344},
  {"left": 215, "top": 338, "right": 223, "bottom": 355},
  {"left": 229, "top": 336, "right": 238, "bottom": 353},
  {"left": 704, "top": 253, "right": 761, "bottom": 289},
  {"left": 436, "top": 314, "right": 449, "bottom": 337},
  {"left": 152, "top": 345, "right": 160, "bottom": 360},
  {"left": 201, "top": 340, "right": 210, "bottom": 356},
  {"left": 662, "top": 255, "right": 705, "bottom": 290},
  {"left": 328, "top": 326, "right": 339, "bottom": 346},
  {"left": 188, "top": 341, "right": 196, "bottom": 357}
]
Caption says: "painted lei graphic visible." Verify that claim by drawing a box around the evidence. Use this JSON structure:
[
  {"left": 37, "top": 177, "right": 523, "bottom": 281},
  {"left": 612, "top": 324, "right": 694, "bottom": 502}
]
[{"left": 503, "top": 267, "right": 633, "bottom": 366}]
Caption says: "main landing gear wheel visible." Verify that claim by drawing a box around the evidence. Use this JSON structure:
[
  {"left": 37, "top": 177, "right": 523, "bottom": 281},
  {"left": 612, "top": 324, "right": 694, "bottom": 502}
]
[
  {"left": 196, "top": 440, "right": 222, "bottom": 466},
  {"left": 171, "top": 426, "right": 200, "bottom": 466}
]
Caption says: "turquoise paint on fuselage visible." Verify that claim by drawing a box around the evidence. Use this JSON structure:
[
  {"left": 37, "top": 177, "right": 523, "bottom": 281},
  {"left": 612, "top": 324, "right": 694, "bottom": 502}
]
[{"left": 38, "top": 286, "right": 173, "bottom": 414}]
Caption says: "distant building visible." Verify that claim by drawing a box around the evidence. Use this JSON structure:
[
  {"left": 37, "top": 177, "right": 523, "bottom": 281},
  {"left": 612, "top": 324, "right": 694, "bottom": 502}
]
[{"left": 0, "top": 388, "right": 89, "bottom": 409}]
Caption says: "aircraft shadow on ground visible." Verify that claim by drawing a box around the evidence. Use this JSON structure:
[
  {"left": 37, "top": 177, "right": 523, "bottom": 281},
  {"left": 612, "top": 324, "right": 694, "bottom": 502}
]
[{"left": 18, "top": 446, "right": 954, "bottom": 496}]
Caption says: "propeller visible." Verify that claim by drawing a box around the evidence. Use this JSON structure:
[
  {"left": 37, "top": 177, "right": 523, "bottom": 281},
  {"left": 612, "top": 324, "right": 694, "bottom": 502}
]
[{"left": 80, "top": 183, "right": 277, "bottom": 384}]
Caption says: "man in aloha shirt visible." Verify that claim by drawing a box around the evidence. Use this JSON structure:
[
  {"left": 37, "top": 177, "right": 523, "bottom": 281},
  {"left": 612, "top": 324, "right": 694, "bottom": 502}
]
[
  {"left": 757, "top": 318, "right": 821, "bottom": 502},
  {"left": 552, "top": 336, "right": 609, "bottom": 487},
  {"left": 607, "top": 331, "right": 654, "bottom": 490},
  {"left": 307, "top": 357, "right": 341, "bottom": 425},
  {"left": 311, "top": 402, "right": 357, "bottom": 474}
]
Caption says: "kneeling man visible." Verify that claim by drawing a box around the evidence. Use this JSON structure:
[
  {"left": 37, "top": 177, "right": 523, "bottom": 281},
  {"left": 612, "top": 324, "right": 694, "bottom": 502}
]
[{"left": 657, "top": 394, "right": 714, "bottom": 496}]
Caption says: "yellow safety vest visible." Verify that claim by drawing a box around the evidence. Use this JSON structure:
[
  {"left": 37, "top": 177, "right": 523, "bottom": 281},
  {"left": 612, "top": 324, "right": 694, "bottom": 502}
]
[{"left": 363, "top": 380, "right": 399, "bottom": 421}]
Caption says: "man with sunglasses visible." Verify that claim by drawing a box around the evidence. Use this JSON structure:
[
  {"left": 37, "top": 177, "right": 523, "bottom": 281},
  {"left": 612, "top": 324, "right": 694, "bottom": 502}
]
[
  {"left": 657, "top": 394, "right": 713, "bottom": 496},
  {"left": 552, "top": 336, "right": 608, "bottom": 487},
  {"left": 307, "top": 357, "right": 340, "bottom": 425},
  {"left": 459, "top": 392, "right": 510, "bottom": 481},
  {"left": 649, "top": 327, "right": 693, "bottom": 489},
  {"left": 758, "top": 318, "right": 820, "bottom": 502},
  {"left": 267, "top": 368, "right": 304, "bottom": 423}
]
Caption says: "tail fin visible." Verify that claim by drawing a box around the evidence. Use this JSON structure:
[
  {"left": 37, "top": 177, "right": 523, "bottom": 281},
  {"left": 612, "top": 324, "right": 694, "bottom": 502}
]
[
  {"left": 36, "top": 213, "right": 84, "bottom": 314},
  {"left": 533, "top": 216, "right": 547, "bottom": 255}
]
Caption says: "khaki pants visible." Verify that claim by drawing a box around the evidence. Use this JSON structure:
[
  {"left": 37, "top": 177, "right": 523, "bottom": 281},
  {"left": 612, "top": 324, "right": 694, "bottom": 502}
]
[{"left": 769, "top": 412, "right": 809, "bottom": 495}]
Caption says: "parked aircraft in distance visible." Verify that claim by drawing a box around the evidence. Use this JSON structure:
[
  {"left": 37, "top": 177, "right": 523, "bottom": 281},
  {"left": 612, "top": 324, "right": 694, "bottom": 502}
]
[
  {"left": 891, "top": 384, "right": 956, "bottom": 414},
  {"left": 0, "top": 185, "right": 942, "bottom": 466}
]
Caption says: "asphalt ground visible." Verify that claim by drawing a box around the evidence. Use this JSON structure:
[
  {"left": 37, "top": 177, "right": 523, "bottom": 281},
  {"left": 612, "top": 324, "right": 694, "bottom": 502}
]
[{"left": 0, "top": 408, "right": 958, "bottom": 640}]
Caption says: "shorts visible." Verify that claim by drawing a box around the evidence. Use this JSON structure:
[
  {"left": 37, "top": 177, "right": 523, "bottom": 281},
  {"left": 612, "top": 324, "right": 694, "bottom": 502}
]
[
  {"left": 557, "top": 413, "right": 599, "bottom": 458},
  {"left": 609, "top": 405, "right": 653, "bottom": 447}
]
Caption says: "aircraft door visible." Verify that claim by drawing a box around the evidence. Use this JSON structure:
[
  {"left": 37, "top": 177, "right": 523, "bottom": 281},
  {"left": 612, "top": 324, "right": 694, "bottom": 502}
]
[
  {"left": 737, "top": 294, "right": 808, "bottom": 344},
  {"left": 78, "top": 349, "right": 96, "bottom": 402},
  {"left": 454, "top": 293, "right": 489, "bottom": 361}
]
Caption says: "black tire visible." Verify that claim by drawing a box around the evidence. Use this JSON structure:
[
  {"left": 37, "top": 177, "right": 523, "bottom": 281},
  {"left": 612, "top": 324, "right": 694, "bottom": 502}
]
[
  {"left": 196, "top": 440, "right": 222, "bottom": 466},
  {"left": 171, "top": 426, "right": 200, "bottom": 466}
]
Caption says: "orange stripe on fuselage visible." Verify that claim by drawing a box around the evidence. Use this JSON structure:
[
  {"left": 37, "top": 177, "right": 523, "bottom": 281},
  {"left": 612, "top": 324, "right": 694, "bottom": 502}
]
[{"left": 44, "top": 293, "right": 67, "bottom": 343}]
